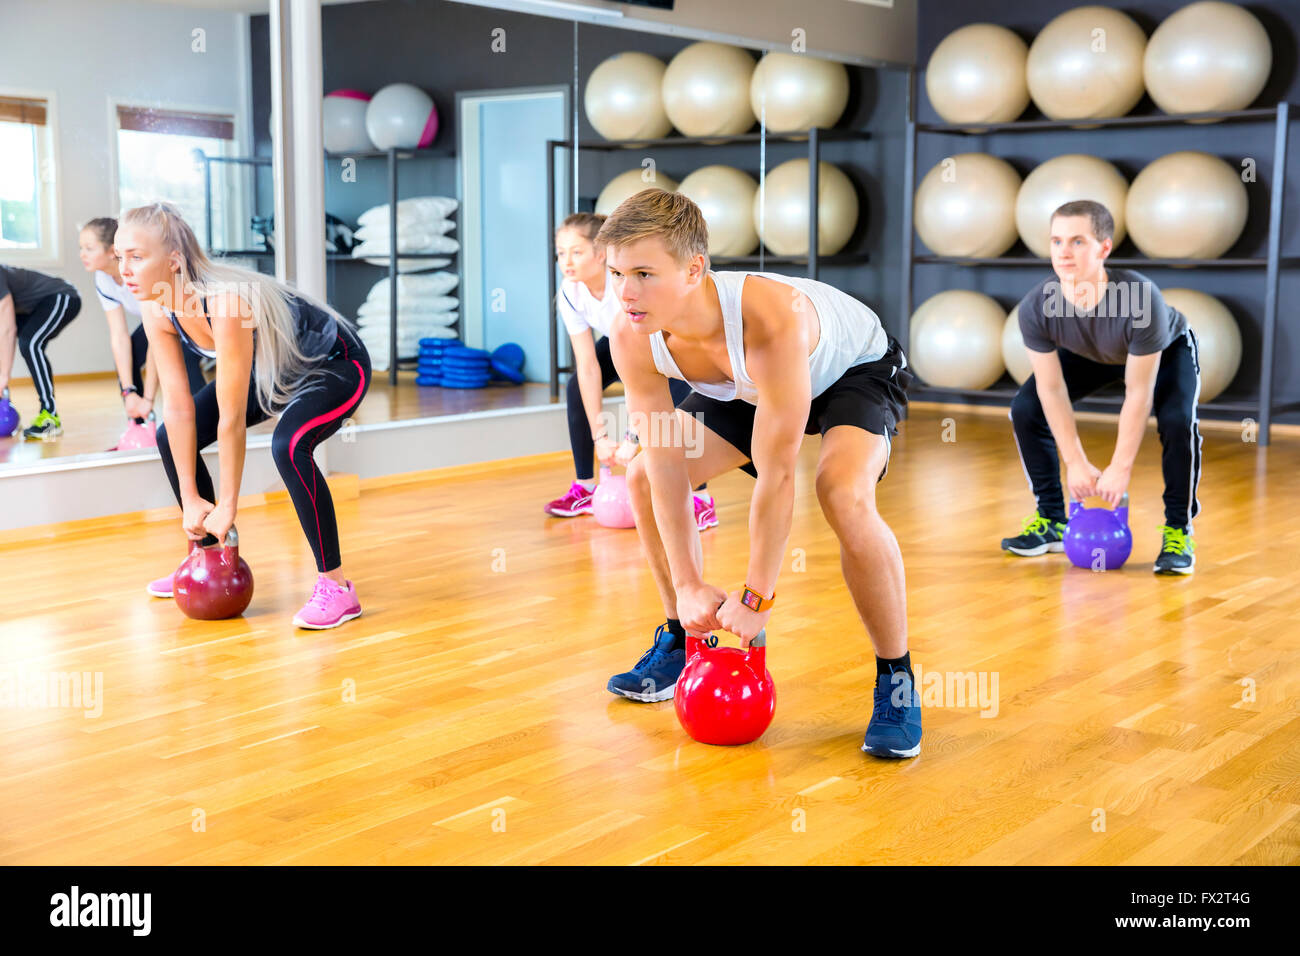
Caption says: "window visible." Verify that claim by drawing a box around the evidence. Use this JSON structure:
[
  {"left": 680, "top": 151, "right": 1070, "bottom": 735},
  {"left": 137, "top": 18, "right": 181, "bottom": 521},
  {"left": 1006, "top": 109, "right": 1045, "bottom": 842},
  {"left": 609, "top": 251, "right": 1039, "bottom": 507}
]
[
  {"left": 0, "top": 94, "right": 58, "bottom": 262},
  {"left": 115, "top": 105, "right": 240, "bottom": 251}
]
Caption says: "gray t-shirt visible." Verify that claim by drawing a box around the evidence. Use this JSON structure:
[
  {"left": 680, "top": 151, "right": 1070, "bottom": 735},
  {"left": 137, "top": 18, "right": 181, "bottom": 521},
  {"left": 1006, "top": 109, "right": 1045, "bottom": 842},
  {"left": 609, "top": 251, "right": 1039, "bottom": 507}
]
[
  {"left": 0, "top": 264, "right": 77, "bottom": 315},
  {"left": 1017, "top": 268, "right": 1187, "bottom": 366}
]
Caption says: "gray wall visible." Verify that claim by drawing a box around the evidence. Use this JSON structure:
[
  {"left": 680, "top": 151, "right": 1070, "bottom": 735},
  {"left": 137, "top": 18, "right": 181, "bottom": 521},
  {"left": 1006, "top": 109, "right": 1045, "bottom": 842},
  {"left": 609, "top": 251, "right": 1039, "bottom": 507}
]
[
  {"left": 250, "top": 0, "right": 911, "bottom": 338},
  {"left": 914, "top": 0, "right": 1299, "bottom": 422}
]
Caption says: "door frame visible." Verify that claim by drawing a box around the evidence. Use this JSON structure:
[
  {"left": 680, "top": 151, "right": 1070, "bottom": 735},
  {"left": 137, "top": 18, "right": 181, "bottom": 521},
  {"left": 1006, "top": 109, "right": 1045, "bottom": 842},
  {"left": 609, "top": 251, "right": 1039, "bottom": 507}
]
[{"left": 456, "top": 84, "right": 571, "bottom": 352}]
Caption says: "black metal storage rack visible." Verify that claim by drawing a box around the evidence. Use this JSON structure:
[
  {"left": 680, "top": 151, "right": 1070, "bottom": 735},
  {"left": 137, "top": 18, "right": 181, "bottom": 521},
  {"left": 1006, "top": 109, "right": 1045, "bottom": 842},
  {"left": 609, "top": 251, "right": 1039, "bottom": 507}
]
[
  {"left": 544, "top": 128, "right": 872, "bottom": 400},
  {"left": 900, "top": 92, "right": 1296, "bottom": 445},
  {"left": 204, "top": 148, "right": 457, "bottom": 386}
]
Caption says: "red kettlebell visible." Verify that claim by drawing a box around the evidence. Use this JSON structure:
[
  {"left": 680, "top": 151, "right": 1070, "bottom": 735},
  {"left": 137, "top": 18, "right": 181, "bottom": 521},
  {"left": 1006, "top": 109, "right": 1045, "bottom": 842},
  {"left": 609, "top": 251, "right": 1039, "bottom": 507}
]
[
  {"left": 173, "top": 527, "right": 254, "bottom": 620},
  {"left": 675, "top": 628, "right": 775, "bottom": 745}
]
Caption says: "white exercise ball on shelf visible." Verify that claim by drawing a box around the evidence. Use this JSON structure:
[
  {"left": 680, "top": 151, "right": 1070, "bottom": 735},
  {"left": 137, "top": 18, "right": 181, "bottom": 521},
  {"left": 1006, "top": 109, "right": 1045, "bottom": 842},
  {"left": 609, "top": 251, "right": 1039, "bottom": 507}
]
[
  {"left": 365, "top": 83, "right": 439, "bottom": 150},
  {"left": 925, "top": 23, "right": 1030, "bottom": 124},
  {"left": 1125, "top": 151, "right": 1248, "bottom": 259},
  {"left": 1002, "top": 307, "right": 1033, "bottom": 385},
  {"left": 323, "top": 89, "right": 373, "bottom": 153},
  {"left": 662, "top": 42, "right": 756, "bottom": 137},
  {"left": 1015, "top": 154, "right": 1128, "bottom": 258},
  {"left": 910, "top": 290, "right": 1007, "bottom": 390},
  {"left": 1162, "top": 288, "right": 1243, "bottom": 402},
  {"left": 1026, "top": 6, "right": 1147, "bottom": 121},
  {"left": 585, "top": 52, "right": 672, "bottom": 141},
  {"left": 676, "top": 165, "right": 759, "bottom": 257},
  {"left": 749, "top": 52, "right": 849, "bottom": 132},
  {"left": 913, "top": 153, "right": 1021, "bottom": 258},
  {"left": 1144, "top": 1, "right": 1272, "bottom": 116},
  {"left": 595, "top": 169, "right": 679, "bottom": 217},
  {"left": 753, "top": 159, "right": 858, "bottom": 257}
]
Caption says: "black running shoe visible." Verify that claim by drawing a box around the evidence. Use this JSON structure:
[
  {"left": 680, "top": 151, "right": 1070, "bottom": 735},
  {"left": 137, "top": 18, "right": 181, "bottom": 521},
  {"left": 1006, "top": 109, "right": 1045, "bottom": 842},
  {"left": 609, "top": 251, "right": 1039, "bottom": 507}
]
[
  {"left": 1000, "top": 512, "right": 1066, "bottom": 556},
  {"left": 1153, "top": 525, "right": 1195, "bottom": 575}
]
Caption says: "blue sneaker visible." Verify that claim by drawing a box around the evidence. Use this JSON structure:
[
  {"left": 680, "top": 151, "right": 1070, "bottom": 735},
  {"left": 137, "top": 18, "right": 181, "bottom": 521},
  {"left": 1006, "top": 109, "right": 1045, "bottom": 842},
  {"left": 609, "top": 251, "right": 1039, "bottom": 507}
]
[
  {"left": 607, "top": 624, "right": 685, "bottom": 702},
  {"left": 862, "top": 670, "right": 922, "bottom": 758}
]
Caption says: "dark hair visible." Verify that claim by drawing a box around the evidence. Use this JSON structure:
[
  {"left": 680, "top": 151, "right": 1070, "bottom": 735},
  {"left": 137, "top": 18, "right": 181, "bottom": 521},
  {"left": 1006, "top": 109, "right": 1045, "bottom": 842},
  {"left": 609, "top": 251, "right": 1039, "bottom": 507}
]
[
  {"left": 82, "top": 217, "right": 118, "bottom": 248},
  {"left": 558, "top": 212, "right": 606, "bottom": 244},
  {"left": 1050, "top": 200, "right": 1114, "bottom": 244}
]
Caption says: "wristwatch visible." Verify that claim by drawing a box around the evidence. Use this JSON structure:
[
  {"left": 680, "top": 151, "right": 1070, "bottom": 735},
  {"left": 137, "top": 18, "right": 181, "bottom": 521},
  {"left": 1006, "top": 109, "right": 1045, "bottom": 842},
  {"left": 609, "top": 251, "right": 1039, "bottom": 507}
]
[{"left": 740, "top": 586, "right": 775, "bottom": 613}]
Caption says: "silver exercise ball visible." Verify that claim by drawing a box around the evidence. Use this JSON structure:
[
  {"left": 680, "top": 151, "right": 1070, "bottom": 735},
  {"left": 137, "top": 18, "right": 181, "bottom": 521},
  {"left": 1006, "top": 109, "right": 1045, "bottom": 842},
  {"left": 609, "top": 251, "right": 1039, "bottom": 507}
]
[
  {"left": 749, "top": 52, "right": 849, "bottom": 132},
  {"left": 1162, "top": 288, "right": 1243, "bottom": 402},
  {"left": 676, "top": 165, "right": 759, "bottom": 257},
  {"left": 662, "top": 42, "right": 756, "bottom": 137},
  {"left": 1125, "top": 151, "right": 1248, "bottom": 259},
  {"left": 1003, "top": 307, "right": 1033, "bottom": 385},
  {"left": 1026, "top": 5, "right": 1147, "bottom": 120},
  {"left": 753, "top": 159, "right": 858, "bottom": 257},
  {"left": 1015, "top": 154, "right": 1128, "bottom": 259},
  {"left": 585, "top": 52, "right": 672, "bottom": 141},
  {"left": 913, "top": 153, "right": 1021, "bottom": 258},
  {"left": 595, "top": 169, "right": 679, "bottom": 217},
  {"left": 910, "top": 290, "right": 1008, "bottom": 390},
  {"left": 1144, "top": 1, "right": 1272, "bottom": 115},
  {"left": 926, "top": 23, "right": 1030, "bottom": 124}
]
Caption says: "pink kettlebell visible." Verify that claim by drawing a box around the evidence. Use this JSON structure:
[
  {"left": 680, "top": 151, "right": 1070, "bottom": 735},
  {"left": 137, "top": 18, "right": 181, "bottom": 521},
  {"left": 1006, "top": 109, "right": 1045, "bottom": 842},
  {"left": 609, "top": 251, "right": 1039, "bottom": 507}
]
[
  {"left": 592, "top": 465, "right": 636, "bottom": 528},
  {"left": 117, "top": 413, "right": 158, "bottom": 450}
]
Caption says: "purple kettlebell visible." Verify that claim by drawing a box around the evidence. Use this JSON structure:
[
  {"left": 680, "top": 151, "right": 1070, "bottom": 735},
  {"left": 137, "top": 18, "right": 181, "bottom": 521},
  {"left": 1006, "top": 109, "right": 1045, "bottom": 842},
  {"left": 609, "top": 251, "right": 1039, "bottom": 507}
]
[
  {"left": 0, "top": 388, "right": 19, "bottom": 437},
  {"left": 1064, "top": 493, "right": 1132, "bottom": 571}
]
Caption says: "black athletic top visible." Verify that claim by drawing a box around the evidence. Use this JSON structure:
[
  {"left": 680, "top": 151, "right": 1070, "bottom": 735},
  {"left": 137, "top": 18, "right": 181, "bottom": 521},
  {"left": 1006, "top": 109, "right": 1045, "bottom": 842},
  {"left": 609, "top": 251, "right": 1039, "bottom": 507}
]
[
  {"left": 0, "top": 264, "right": 77, "bottom": 315},
  {"left": 167, "top": 291, "right": 339, "bottom": 362}
]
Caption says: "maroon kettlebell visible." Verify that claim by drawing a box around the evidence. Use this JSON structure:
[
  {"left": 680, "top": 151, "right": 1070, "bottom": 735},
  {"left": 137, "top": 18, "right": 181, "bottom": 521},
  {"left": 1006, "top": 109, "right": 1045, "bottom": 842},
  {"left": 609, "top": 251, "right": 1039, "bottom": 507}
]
[{"left": 174, "top": 527, "right": 254, "bottom": 620}]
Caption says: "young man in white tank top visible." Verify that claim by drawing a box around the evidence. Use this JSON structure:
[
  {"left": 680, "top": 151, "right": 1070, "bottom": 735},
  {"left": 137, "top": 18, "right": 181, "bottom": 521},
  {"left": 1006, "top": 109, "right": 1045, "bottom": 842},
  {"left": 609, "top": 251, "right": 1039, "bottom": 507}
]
[{"left": 600, "top": 189, "right": 920, "bottom": 759}]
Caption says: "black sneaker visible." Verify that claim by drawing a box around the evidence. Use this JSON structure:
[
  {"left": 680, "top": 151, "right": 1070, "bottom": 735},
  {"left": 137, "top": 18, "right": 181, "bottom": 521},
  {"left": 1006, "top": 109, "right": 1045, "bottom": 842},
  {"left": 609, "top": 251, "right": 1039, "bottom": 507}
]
[
  {"left": 1000, "top": 512, "right": 1066, "bottom": 556},
  {"left": 1153, "top": 525, "right": 1195, "bottom": 575}
]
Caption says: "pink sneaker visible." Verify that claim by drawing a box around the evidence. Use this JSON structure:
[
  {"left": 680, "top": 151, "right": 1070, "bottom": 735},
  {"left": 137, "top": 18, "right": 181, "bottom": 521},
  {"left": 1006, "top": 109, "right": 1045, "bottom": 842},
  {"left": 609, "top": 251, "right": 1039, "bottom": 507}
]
[
  {"left": 545, "top": 481, "right": 595, "bottom": 517},
  {"left": 293, "top": 576, "right": 362, "bottom": 629},
  {"left": 694, "top": 494, "right": 719, "bottom": 531},
  {"left": 147, "top": 572, "right": 175, "bottom": 598}
]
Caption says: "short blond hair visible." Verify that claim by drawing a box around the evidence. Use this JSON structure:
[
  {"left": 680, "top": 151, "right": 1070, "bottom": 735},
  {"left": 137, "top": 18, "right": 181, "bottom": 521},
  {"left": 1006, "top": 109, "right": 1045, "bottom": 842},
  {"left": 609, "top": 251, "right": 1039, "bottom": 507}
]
[{"left": 596, "top": 189, "right": 709, "bottom": 267}]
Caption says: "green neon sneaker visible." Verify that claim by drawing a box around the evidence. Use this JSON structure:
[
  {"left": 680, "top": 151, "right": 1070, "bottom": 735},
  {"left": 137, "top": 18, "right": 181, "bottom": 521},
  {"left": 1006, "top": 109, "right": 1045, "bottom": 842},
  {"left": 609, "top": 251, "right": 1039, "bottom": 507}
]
[
  {"left": 1000, "top": 511, "right": 1067, "bottom": 556},
  {"left": 1154, "top": 525, "right": 1195, "bottom": 575},
  {"left": 22, "top": 409, "right": 62, "bottom": 441}
]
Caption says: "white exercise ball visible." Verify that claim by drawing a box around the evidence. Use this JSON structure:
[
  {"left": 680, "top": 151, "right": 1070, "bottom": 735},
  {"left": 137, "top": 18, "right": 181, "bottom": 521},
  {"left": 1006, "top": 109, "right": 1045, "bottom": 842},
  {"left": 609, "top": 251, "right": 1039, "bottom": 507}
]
[
  {"left": 1015, "top": 154, "right": 1128, "bottom": 258},
  {"left": 595, "top": 169, "right": 679, "bottom": 217},
  {"left": 910, "top": 290, "right": 1007, "bottom": 390},
  {"left": 1027, "top": 6, "right": 1147, "bottom": 120},
  {"left": 365, "top": 83, "right": 438, "bottom": 150},
  {"left": 1002, "top": 307, "right": 1033, "bottom": 385},
  {"left": 1162, "top": 288, "right": 1243, "bottom": 402},
  {"left": 676, "top": 165, "right": 759, "bottom": 257},
  {"left": 1125, "top": 151, "right": 1248, "bottom": 259},
  {"left": 662, "top": 42, "right": 756, "bottom": 137},
  {"left": 1144, "top": 1, "right": 1272, "bottom": 115},
  {"left": 585, "top": 52, "right": 672, "bottom": 141},
  {"left": 913, "top": 153, "right": 1021, "bottom": 258},
  {"left": 753, "top": 159, "right": 858, "bottom": 256},
  {"left": 926, "top": 24, "right": 1030, "bottom": 124},
  {"left": 323, "top": 90, "right": 373, "bottom": 154},
  {"left": 749, "top": 52, "right": 849, "bottom": 132}
]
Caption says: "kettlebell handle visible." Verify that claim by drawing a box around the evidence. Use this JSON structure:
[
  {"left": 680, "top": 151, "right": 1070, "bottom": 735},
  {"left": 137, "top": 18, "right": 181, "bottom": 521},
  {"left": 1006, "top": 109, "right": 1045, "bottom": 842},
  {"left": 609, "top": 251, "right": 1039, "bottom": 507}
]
[{"left": 223, "top": 527, "right": 239, "bottom": 549}]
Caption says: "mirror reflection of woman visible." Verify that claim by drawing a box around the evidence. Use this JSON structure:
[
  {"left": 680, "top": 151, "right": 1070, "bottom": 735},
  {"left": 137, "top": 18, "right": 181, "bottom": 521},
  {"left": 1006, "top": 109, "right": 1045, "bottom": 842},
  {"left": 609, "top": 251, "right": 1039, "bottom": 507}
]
[
  {"left": 545, "top": 213, "right": 716, "bottom": 530},
  {"left": 78, "top": 217, "right": 206, "bottom": 432},
  {"left": 117, "top": 202, "right": 372, "bottom": 629}
]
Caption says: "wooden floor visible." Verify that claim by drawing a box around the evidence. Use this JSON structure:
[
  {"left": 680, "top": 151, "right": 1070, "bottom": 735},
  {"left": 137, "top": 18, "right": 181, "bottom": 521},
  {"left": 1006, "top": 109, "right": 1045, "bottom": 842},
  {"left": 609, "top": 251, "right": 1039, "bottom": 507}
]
[
  {"left": 0, "top": 372, "right": 557, "bottom": 464},
  {"left": 1, "top": 404, "right": 1297, "bottom": 865}
]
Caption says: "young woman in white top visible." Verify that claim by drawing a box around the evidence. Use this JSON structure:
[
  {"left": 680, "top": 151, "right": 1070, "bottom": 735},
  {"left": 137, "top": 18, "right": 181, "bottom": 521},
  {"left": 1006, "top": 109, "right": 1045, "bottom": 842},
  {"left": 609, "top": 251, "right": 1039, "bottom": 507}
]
[
  {"left": 78, "top": 218, "right": 206, "bottom": 424},
  {"left": 544, "top": 213, "right": 715, "bottom": 529}
]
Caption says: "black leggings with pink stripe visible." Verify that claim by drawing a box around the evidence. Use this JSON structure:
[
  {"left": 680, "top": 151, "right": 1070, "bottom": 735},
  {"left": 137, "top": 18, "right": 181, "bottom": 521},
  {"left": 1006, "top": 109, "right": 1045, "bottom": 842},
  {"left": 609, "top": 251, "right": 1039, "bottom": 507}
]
[{"left": 156, "top": 323, "right": 371, "bottom": 572}]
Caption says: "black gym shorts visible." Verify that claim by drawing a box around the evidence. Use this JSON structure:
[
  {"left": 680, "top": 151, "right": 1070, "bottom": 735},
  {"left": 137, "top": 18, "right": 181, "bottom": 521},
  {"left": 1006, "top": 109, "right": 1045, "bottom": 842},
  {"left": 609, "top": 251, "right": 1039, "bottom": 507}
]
[{"left": 677, "top": 335, "right": 911, "bottom": 480}]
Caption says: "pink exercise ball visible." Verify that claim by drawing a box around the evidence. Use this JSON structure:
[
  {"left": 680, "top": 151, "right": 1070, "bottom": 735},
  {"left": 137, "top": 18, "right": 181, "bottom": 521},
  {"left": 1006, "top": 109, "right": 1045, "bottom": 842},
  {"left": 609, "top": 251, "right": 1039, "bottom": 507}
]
[{"left": 365, "top": 83, "right": 439, "bottom": 150}]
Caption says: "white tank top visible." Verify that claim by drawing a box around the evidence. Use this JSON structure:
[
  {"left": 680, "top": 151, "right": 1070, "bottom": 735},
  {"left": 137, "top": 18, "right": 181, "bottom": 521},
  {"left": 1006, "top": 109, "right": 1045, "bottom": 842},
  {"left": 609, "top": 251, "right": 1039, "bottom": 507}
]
[{"left": 649, "top": 271, "right": 888, "bottom": 405}]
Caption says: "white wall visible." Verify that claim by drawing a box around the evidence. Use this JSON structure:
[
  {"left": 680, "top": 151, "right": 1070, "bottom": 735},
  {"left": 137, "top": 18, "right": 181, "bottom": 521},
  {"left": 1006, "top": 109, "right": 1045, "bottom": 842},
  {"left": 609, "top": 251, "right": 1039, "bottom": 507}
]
[{"left": 0, "top": 0, "right": 253, "bottom": 377}]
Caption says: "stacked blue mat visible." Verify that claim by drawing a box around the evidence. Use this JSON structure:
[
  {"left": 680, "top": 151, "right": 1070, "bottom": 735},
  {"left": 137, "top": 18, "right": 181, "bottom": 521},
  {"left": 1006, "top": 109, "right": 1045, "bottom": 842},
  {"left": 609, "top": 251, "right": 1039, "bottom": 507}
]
[{"left": 416, "top": 340, "right": 527, "bottom": 389}]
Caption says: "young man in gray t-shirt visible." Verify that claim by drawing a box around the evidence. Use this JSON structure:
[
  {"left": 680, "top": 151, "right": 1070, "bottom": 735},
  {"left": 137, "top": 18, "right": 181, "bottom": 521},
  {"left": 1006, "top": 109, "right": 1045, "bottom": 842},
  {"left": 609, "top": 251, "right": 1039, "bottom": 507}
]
[{"left": 1000, "top": 200, "right": 1201, "bottom": 574}]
